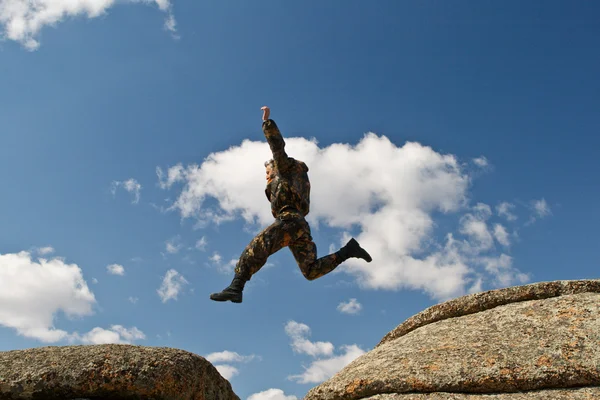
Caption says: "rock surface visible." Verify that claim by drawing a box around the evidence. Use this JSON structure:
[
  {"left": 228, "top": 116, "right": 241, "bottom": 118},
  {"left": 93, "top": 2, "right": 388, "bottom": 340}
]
[
  {"left": 304, "top": 279, "right": 600, "bottom": 400},
  {"left": 362, "top": 388, "right": 600, "bottom": 399},
  {"left": 0, "top": 344, "right": 240, "bottom": 400}
]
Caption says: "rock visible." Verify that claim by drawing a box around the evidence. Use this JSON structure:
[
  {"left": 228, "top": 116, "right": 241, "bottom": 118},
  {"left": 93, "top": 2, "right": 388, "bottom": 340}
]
[
  {"left": 0, "top": 344, "right": 240, "bottom": 400},
  {"left": 304, "top": 279, "right": 600, "bottom": 400},
  {"left": 362, "top": 388, "right": 600, "bottom": 399},
  {"left": 377, "top": 279, "right": 600, "bottom": 347}
]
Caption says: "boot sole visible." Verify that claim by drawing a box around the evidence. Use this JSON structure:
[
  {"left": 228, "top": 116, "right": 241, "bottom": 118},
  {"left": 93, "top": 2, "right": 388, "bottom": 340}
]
[{"left": 210, "top": 295, "right": 242, "bottom": 303}]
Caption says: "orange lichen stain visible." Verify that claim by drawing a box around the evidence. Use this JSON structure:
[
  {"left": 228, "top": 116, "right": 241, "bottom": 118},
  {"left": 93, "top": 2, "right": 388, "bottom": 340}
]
[
  {"left": 484, "top": 358, "right": 496, "bottom": 367},
  {"left": 405, "top": 377, "right": 432, "bottom": 391},
  {"left": 422, "top": 364, "right": 440, "bottom": 372},
  {"left": 557, "top": 307, "right": 582, "bottom": 319},
  {"left": 430, "top": 345, "right": 458, "bottom": 351},
  {"left": 536, "top": 355, "right": 553, "bottom": 367},
  {"left": 345, "top": 379, "right": 370, "bottom": 394}
]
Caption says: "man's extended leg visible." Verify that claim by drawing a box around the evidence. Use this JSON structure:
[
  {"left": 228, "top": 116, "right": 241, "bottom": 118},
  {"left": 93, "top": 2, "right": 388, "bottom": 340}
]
[
  {"left": 289, "top": 219, "right": 372, "bottom": 281},
  {"left": 209, "top": 218, "right": 293, "bottom": 303}
]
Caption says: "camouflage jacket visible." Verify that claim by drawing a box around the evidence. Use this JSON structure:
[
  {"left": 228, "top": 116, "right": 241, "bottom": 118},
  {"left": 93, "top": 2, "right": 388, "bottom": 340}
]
[{"left": 262, "top": 119, "right": 310, "bottom": 219}]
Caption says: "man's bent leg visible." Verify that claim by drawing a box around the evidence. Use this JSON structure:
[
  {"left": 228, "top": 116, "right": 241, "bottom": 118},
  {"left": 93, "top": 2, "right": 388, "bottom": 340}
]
[
  {"left": 289, "top": 221, "right": 372, "bottom": 281},
  {"left": 210, "top": 219, "right": 290, "bottom": 303}
]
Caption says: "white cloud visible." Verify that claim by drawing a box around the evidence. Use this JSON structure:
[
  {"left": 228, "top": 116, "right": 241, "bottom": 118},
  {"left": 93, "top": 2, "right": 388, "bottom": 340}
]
[
  {"left": 0, "top": 251, "right": 96, "bottom": 342},
  {"left": 128, "top": 296, "right": 138, "bottom": 304},
  {"left": 106, "top": 263, "right": 125, "bottom": 276},
  {"left": 337, "top": 298, "right": 362, "bottom": 315},
  {"left": 210, "top": 252, "right": 222, "bottom": 264},
  {"left": 36, "top": 246, "right": 54, "bottom": 255},
  {"left": 285, "top": 321, "right": 334, "bottom": 357},
  {"left": 0, "top": 0, "right": 176, "bottom": 50},
  {"left": 158, "top": 133, "right": 538, "bottom": 300},
  {"left": 493, "top": 224, "right": 510, "bottom": 247},
  {"left": 285, "top": 321, "right": 366, "bottom": 384},
  {"left": 157, "top": 269, "right": 188, "bottom": 302},
  {"left": 480, "top": 254, "right": 529, "bottom": 287},
  {"left": 288, "top": 344, "right": 365, "bottom": 384},
  {"left": 74, "top": 325, "right": 145, "bottom": 344},
  {"left": 165, "top": 236, "right": 183, "bottom": 254},
  {"left": 205, "top": 350, "right": 258, "bottom": 381},
  {"left": 525, "top": 198, "right": 552, "bottom": 225},
  {"left": 195, "top": 236, "right": 208, "bottom": 251},
  {"left": 533, "top": 198, "right": 551, "bottom": 218},
  {"left": 111, "top": 178, "right": 142, "bottom": 204},
  {"left": 215, "top": 365, "right": 239, "bottom": 380},
  {"left": 157, "top": 164, "right": 185, "bottom": 189},
  {"left": 248, "top": 389, "right": 298, "bottom": 400},
  {"left": 205, "top": 350, "right": 257, "bottom": 364},
  {"left": 472, "top": 156, "right": 489, "bottom": 167},
  {"left": 458, "top": 203, "right": 494, "bottom": 253},
  {"left": 496, "top": 202, "right": 517, "bottom": 221},
  {"left": 209, "top": 251, "right": 238, "bottom": 275}
]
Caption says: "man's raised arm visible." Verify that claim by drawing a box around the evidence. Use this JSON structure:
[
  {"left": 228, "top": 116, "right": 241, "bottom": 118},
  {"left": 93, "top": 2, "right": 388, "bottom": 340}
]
[{"left": 261, "top": 106, "right": 292, "bottom": 172}]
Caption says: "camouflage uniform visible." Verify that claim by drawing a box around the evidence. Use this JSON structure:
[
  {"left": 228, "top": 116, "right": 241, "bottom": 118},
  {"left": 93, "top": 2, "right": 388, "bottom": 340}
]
[
  {"left": 234, "top": 119, "right": 340, "bottom": 281},
  {"left": 210, "top": 117, "right": 371, "bottom": 303}
]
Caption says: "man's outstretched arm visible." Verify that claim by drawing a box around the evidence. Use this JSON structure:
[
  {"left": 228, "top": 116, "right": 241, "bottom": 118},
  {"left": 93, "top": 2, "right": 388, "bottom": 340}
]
[{"left": 261, "top": 106, "right": 292, "bottom": 172}]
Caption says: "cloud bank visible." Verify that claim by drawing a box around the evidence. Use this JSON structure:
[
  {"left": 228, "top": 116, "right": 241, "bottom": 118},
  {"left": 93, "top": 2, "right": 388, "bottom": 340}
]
[
  {"left": 158, "top": 133, "right": 536, "bottom": 300},
  {"left": 0, "top": 0, "right": 176, "bottom": 50},
  {"left": 0, "top": 250, "right": 145, "bottom": 345}
]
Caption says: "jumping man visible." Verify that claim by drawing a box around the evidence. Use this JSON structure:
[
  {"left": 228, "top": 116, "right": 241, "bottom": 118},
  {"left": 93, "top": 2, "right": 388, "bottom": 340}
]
[{"left": 209, "top": 106, "right": 372, "bottom": 303}]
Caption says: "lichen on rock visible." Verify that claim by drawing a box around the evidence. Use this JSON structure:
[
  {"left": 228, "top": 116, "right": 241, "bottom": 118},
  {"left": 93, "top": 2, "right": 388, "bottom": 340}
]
[
  {"left": 0, "top": 344, "right": 240, "bottom": 400},
  {"left": 304, "top": 279, "right": 600, "bottom": 400}
]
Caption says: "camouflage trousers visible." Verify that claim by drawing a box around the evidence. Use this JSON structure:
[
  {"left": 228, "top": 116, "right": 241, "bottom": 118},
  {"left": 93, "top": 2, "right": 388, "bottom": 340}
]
[{"left": 234, "top": 213, "right": 341, "bottom": 281}]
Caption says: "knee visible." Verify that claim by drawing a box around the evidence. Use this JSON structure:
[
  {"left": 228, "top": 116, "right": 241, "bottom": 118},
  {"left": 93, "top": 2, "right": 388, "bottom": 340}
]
[{"left": 300, "top": 268, "right": 317, "bottom": 281}]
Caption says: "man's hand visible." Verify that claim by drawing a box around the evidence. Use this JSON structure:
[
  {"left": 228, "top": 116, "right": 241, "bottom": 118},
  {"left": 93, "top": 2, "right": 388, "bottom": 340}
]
[{"left": 261, "top": 106, "right": 270, "bottom": 121}]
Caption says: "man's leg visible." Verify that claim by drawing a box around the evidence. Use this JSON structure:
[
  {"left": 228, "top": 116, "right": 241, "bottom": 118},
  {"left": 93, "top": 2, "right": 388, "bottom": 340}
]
[
  {"left": 289, "top": 219, "right": 372, "bottom": 281},
  {"left": 210, "top": 219, "right": 292, "bottom": 303}
]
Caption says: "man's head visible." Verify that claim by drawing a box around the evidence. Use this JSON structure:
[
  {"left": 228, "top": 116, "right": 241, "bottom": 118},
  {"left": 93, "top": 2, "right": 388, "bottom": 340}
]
[{"left": 264, "top": 159, "right": 275, "bottom": 180}]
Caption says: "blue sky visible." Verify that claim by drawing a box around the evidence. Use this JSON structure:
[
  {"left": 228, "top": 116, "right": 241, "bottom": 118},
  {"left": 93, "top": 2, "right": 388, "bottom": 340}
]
[{"left": 1, "top": 1, "right": 599, "bottom": 399}]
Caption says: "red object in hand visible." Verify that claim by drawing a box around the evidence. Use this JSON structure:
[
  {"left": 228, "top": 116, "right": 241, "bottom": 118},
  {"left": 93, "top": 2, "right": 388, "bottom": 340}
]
[{"left": 261, "top": 106, "right": 270, "bottom": 121}]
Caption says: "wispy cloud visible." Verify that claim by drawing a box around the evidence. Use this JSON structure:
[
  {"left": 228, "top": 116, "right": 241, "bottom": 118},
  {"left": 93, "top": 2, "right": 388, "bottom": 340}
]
[
  {"left": 1, "top": 0, "right": 177, "bottom": 50},
  {"left": 165, "top": 235, "right": 183, "bottom": 254},
  {"left": 36, "top": 246, "right": 55, "bottom": 255},
  {"left": 111, "top": 178, "right": 142, "bottom": 204},
  {"left": 496, "top": 202, "right": 517, "bottom": 221},
  {"left": 533, "top": 198, "right": 551, "bottom": 218},
  {"left": 195, "top": 236, "right": 208, "bottom": 251},
  {"left": 285, "top": 320, "right": 365, "bottom": 384},
  {"left": 492, "top": 224, "right": 510, "bottom": 247},
  {"left": 337, "top": 298, "right": 362, "bottom": 315},
  {"left": 157, "top": 269, "right": 188, "bottom": 303},
  {"left": 472, "top": 156, "right": 489, "bottom": 168},
  {"left": 209, "top": 251, "right": 238, "bottom": 275}
]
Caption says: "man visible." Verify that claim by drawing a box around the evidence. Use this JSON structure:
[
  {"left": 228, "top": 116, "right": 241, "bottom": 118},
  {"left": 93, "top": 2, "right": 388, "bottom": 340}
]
[{"left": 210, "top": 106, "right": 372, "bottom": 303}]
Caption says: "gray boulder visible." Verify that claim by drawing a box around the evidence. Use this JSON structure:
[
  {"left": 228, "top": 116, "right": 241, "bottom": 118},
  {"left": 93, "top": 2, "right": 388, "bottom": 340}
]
[
  {"left": 0, "top": 344, "right": 240, "bottom": 400},
  {"left": 304, "top": 279, "right": 600, "bottom": 400}
]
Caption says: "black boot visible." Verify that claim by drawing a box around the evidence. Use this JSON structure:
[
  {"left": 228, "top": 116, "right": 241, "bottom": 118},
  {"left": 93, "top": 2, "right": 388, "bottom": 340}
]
[
  {"left": 210, "top": 274, "right": 246, "bottom": 303},
  {"left": 336, "top": 238, "right": 372, "bottom": 263}
]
